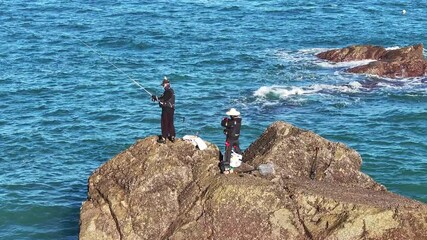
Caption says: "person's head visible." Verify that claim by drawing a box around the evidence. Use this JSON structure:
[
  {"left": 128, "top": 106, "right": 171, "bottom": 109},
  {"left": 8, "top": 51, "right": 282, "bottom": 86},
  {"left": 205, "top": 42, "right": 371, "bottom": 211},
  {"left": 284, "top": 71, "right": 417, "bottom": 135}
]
[
  {"left": 161, "top": 76, "right": 170, "bottom": 88},
  {"left": 226, "top": 108, "right": 240, "bottom": 118}
]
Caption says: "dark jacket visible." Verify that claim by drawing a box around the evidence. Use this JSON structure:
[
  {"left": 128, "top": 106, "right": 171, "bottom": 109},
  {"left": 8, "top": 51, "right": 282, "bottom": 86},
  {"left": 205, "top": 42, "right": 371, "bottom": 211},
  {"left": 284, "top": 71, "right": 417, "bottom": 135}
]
[
  {"left": 158, "top": 87, "right": 175, "bottom": 110},
  {"left": 221, "top": 117, "right": 241, "bottom": 140}
]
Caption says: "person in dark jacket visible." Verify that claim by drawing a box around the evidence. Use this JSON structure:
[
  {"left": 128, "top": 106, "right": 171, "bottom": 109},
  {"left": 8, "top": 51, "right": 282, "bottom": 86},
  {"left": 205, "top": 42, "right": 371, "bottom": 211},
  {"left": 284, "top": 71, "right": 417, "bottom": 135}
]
[
  {"left": 220, "top": 108, "right": 242, "bottom": 174},
  {"left": 151, "top": 76, "right": 175, "bottom": 144}
]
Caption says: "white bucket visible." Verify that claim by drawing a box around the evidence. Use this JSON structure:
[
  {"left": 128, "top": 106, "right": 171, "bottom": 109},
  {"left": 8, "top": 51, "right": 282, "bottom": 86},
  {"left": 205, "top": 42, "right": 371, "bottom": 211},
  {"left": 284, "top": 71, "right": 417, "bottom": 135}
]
[{"left": 230, "top": 152, "right": 243, "bottom": 168}]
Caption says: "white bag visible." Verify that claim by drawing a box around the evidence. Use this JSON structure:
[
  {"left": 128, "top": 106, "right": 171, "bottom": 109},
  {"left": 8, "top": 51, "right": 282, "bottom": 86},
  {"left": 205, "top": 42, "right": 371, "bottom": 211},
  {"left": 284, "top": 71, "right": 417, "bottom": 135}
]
[
  {"left": 182, "top": 135, "right": 208, "bottom": 150},
  {"left": 230, "top": 151, "right": 243, "bottom": 168}
]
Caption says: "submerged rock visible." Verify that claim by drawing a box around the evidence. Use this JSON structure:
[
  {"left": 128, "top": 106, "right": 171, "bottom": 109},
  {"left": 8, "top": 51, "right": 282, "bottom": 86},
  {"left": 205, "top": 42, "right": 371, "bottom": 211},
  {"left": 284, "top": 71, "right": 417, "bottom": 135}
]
[
  {"left": 317, "top": 44, "right": 427, "bottom": 78},
  {"left": 79, "top": 122, "right": 427, "bottom": 240}
]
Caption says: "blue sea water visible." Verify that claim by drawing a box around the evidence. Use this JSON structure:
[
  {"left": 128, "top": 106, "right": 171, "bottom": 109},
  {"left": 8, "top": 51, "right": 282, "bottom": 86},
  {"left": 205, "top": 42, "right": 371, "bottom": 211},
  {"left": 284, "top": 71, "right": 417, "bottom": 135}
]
[{"left": 1, "top": 0, "right": 426, "bottom": 239}]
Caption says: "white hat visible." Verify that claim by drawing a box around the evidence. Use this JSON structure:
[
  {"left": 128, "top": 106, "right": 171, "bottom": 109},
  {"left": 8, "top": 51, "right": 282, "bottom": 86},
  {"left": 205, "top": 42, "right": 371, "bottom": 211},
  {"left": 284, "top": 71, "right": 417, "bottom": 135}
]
[
  {"left": 161, "top": 76, "right": 170, "bottom": 86},
  {"left": 226, "top": 108, "right": 240, "bottom": 116}
]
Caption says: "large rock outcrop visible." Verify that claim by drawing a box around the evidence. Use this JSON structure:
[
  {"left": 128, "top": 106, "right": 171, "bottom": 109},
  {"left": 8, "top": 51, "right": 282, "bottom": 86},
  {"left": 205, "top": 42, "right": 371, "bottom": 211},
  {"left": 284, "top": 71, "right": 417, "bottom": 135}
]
[
  {"left": 79, "top": 122, "right": 427, "bottom": 240},
  {"left": 242, "top": 122, "right": 383, "bottom": 190},
  {"left": 317, "top": 44, "right": 427, "bottom": 78}
]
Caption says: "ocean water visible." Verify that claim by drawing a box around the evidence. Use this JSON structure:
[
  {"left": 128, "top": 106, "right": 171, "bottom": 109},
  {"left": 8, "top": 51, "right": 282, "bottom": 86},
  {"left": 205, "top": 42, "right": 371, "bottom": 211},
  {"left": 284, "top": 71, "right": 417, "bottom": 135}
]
[{"left": 1, "top": 0, "right": 426, "bottom": 239}]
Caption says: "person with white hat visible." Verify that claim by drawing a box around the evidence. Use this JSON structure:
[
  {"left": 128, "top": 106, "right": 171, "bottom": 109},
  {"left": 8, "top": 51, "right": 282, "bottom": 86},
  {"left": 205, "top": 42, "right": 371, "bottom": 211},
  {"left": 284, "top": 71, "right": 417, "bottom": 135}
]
[
  {"left": 151, "top": 76, "right": 176, "bottom": 143},
  {"left": 220, "top": 108, "right": 242, "bottom": 174}
]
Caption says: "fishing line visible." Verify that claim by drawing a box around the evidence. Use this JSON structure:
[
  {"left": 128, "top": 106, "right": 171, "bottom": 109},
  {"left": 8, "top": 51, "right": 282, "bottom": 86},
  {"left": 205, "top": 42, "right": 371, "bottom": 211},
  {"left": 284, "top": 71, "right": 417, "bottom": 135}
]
[
  {"left": 3, "top": 25, "right": 185, "bottom": 123},
  {"left": 76, "top": 38, "right": 153, "bottom": 96},
  {"left": 2, "top": 25, "right": 152, "bottom": 96},
  {"left": 75, "top": 38, "right": 191, "bottom": 125},
  {"left": 77, "top": 38, "right": 194, "bottom": 126}
]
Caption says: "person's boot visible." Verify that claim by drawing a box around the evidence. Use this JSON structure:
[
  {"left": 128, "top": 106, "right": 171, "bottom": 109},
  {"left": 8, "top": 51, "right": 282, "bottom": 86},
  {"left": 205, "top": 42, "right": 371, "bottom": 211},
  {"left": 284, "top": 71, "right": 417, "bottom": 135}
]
[
  {"left": 157, "top": 137, "right": 166, "bottom": 144},
  {"left": 169, "top": 136, "right": 175, "bottom": 143},
  {"left": 223, "top": 166, "right": 232, "bottom": 175}
]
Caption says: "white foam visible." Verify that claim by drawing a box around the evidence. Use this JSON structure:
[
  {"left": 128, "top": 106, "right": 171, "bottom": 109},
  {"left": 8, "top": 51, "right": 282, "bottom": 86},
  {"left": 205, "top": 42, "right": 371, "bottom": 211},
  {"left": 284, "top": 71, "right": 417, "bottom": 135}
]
[
  {"left": 386, "top": 46, "right": 400, "bottom": 50},
  {"left": 376, "top": 78, "right": 425, "bottom": 90},
  {"left": 254, "top": 82, "right": 363, "bottom": 99},
  {"left": 311, "top": 83, "right": 361, "bottom": 93},
  {"left": 300, "top": 48, "right": 330, "bottom": 55},
  {"left": 316, "top": 59, "right": 376, "bottom": 69},
  {"left": 348, "top": 81, "right": 362, "bottom": 89},
  {"left": 274, "top": 51, "right": 311, "bottom": 63},
  {"left": 274, "top": 48, "right": 326, "bottom": 63},
  {"left": 253, "top": 86, "right": 274, "bottom": 97},
  {"left": 254, "top": 85, "right": 306, "bottom": 98}
]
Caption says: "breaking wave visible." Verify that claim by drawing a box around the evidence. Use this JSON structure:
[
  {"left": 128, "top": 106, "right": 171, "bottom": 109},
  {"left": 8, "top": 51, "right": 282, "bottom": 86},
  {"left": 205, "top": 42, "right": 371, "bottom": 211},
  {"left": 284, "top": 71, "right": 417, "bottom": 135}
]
[
  {"left": 254, "top": 81, "right": 363, "bottom": 99},
  {"left": 315, "top": 59, "right": 376, "bottom": 69}
]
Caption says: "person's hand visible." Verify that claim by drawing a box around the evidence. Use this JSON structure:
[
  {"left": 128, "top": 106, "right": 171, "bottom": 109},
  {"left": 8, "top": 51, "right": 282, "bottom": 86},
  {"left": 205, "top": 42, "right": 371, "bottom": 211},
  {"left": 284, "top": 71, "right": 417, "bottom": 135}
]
[{"left": 151, "top": 95, "right": 158, "bottom": 102}]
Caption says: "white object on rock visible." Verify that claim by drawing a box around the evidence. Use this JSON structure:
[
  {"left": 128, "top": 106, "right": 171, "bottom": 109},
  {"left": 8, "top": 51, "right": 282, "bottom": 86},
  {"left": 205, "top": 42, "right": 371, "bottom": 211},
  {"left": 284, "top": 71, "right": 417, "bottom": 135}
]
[
  {"left": 258, "top": 163, "right": 275, "bottom": 175},
  {"left": 182, "top": 135, "right": 208, "bottom": 150},
  {"left": 230, "top": 151, "right": 243, "bottom": 168}
]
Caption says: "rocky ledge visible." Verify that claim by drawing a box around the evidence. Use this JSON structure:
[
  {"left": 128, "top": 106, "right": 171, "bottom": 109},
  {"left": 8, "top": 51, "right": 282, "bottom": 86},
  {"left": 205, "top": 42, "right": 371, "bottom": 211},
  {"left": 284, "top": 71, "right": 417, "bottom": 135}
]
[
  {"left": 316, "top": 44, "right": 427, "bottom": 78},
  {"left": 79, "top": 121, "right": 427, "bottom": 240}
]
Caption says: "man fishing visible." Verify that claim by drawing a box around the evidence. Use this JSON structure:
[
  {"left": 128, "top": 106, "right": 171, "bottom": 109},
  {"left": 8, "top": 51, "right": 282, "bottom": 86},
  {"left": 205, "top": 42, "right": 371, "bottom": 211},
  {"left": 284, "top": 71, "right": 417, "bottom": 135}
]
[
  {"left": 220, "top": 108, "right": 242, "bottom": 174},
  {"left": 151, "top": 76, "right": 176, "bottom": 144}
]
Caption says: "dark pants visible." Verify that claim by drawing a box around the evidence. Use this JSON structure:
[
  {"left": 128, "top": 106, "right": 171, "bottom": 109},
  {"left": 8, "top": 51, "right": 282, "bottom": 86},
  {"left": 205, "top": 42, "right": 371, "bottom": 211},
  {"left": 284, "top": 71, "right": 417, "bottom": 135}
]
[
  {"left": 222, "top": 139, "right": 241, "bottom": 169},
  {"left": 161, "top": 108, "right": 175, "bottom": 139}
]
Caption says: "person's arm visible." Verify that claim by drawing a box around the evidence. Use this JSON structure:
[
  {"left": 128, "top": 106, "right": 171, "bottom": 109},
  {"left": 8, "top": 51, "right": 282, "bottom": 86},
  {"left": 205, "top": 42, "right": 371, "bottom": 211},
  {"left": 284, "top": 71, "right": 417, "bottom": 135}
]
[
  {"left": 221, "top": 117, "right": 229, "bottom": 127},
  {"left": 158, "top": 90, "right": 172, "bottom": 102}
]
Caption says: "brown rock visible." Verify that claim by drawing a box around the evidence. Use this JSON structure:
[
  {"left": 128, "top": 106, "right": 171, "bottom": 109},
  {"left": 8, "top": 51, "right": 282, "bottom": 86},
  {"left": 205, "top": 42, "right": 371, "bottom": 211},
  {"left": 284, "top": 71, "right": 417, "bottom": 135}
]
[
  {"left": 286, "top": 178, "right": 427, "bottom": 240},
  {"left": 79, "top": 122, "right": 427, "bottom": 240},
  {"left": 317, "top": 44, "right": 427, "bottom": 78},
  {"left": 242, "top": 121, "right": 384, "bottom": 190},
  {"left": 316, "top": 45, "right": 386, "bottom": 62},
  {"left": 79, "top": 137, "right": 221, "bottom": 240},
  {"left": 348, "top": 59, "right": 427, "bottom": 78},
  {"left": 380, "top": 44, "right": 424, "bottom": 62}
]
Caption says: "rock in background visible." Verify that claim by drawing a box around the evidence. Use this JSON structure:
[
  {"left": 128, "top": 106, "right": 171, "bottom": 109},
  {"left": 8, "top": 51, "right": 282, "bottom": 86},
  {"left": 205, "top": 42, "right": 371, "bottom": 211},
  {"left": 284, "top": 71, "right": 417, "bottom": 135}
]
[
  {"left": 317, "top": 44, "right": 427, "bottom": 78},
  {"left": 316, "top": 45, "right": 386, "bottom": 62},
  {"left": 79, "top": 122, "right": 427, "bottom": 240}
]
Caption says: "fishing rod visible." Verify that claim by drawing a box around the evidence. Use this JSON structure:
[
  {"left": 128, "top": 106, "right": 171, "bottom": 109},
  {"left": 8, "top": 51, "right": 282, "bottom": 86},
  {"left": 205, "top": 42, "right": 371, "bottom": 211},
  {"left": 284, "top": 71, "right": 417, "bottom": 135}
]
[
  {"left": 77, "top": 38, "right": 153, "bottom": 96},
  {"left": 2, "top": 24, "right": 153, "bottom": 96},
  {"left": 76, "top": 38, "right": 194, "bottom": 124}
]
